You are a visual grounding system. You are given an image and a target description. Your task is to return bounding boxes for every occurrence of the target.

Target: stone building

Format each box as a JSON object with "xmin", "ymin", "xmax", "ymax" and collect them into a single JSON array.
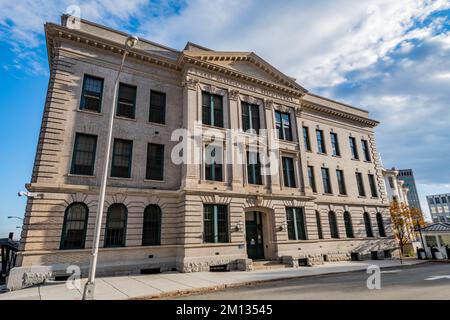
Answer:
[{"xmin": 14, "ymin": 16, "xmax": 397, "ymax": 282}]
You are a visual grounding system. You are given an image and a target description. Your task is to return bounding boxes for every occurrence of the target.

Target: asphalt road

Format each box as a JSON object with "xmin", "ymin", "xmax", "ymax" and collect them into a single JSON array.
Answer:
[{"xmin": 175, "ymin": 262, "xmax": 450, "ymax": 300}]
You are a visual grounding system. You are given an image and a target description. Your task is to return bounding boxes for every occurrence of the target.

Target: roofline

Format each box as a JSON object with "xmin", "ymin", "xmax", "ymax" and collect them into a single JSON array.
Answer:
[
  {"xmin": 306, "ymin": 92, "xmax": 369, "ymax": 114},
  {"xmin": 184, "ymin": 41, "xmax": 214, "ymax": 51},
  {"xmin": 60, "ymin": 14, "xmax": 181, "ymax": 54}
]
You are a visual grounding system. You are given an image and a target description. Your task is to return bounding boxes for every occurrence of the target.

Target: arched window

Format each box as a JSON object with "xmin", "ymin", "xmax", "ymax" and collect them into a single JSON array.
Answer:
[
  {"xmin": 343, "ymin": 211, "xmax": 354, "ymax": 238},
  {"xmin": 376, "ymin": 212, "xmax": 386, "ymax": 237},
  {"xmin": 316, "ymin": 210, "xmax": 323, "ymax": 239},
  {"xmin": 142, "ymin": 205, "xmax": 161, "ymax": 246},
  {"xmin": 60, "ymin": 203, "xmax": 88, "ymax": 250},
  {"xmin": 364, "ymin": 212, "xmax": 374, "ymax": 237},
  {"xmin": 105, "ymin": 204, "xmax": 127, "ymax": 247},
  {"xmin": 328, "ymin": 211, "xmax": 339, "ymax": 239}
]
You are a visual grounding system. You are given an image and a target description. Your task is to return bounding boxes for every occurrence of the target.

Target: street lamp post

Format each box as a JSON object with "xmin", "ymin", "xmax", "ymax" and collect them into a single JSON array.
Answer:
[{"xmin": 82, "ymin": 35, "xmax": 138, "ymax": 300}]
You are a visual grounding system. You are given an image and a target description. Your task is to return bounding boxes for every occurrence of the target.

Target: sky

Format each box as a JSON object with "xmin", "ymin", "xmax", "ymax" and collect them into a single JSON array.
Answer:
[{"xmin": 0, "ymin": 0, "xmax": 449, "ymax": 238}]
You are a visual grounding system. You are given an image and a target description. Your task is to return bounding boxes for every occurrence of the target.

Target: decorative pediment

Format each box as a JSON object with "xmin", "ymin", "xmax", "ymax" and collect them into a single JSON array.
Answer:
[{"xmin": 182, "ymin": 51, "xmax": 307, "ymax": 94}]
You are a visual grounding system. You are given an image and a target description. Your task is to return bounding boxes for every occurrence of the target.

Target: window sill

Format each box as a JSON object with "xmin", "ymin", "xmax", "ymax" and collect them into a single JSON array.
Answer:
[
  {"xmin": 144, "ymin": 179, "xmax": 165, "ymax": 183},
  {"xmin": 115, "ymin": 115, "xmax": 137, "ymax": 122},
  {"xmin": 67, "ymin": 174, "xmax": 96, "ymax": 178},
  {"xmin": 338, "ymin": 194, "xmax": 348, "ymax": 197},
  {"xmin": 364, "ymin": 160, "xmax": 372, "ymax": 163},
  {"xmin": 351, "ymin": 158, "xmax": 360, "ymax": 161},
  {"xmin": 322, "ymin": 193, "xmax": 334, "ymax": 196},
  {"xmin": 317, "ymin": 152, "xmax": 328, "ymax": 156},
  {"xmin": 76, "ymin": 109, "xmax": 103, "ymax": 116},
  {"xmin": 332, "ymin": 155, "xmax": 342, "ymax": 158},
  {"xmin": 371, "ymin": 196, "xmax": 379, "ymax": 199},
  {"xmin": 358, "ymin": 196, "xmax": 367, "ymax": 199},
  {"xmin": 147, "ymin": 121, "xmax": 167, "ymax": 127},
  {"xmin": 202, "ymin": 124, "xmax": 227, "ymax": 131},
  {"xmin": 109, "ymin": 176, "xmax": 133, "ymax": 181}
]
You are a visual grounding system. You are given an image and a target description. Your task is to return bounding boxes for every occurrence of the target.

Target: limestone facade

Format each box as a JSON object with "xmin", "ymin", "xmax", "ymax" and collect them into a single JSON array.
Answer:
[{"xmin": 16, "ymin": 16, "xmax": 397, "ymax": 278}]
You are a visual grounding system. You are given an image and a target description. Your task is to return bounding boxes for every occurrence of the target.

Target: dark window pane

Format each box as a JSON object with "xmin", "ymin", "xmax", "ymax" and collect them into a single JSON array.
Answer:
[
  {"xmin": 105, "ymin": 204, "xmax": 127, "ymax": 247},
  {"xmin": 247, "ymin": 152, "xmax": 263, "ymax": 185},
  {"xmin": 111, "ymin": 139, "xmax": 133, "ymax": 178},
  {"xmin": 349, "ymin": 137, "xmax": 359, "ymax": 160},
  {"xmin": 71, "ymin": 133, "xmax": 97, "ymax": 175},
  {"xmin": 149, "ymin": 91, "xmax": 166, "ymax": 124},
  {"xmin": 344, "ymin": 212, "xmax": 354, "ymax": 238},
  {"xmin": 203, "ymin": 205, "xmax": 228, "ymax": 243},
  {"xmin": 364, "ymin": 212, "xmax": 374, "ymax": 237},
  {"xmin": 316, "ymin": 130, "xmax": 326, "ymax": 153},
  {"xmin": 117, "ymin": 83, "xmax": 136, "ymax": 119},
  {"xmin": 303, "ymin": 127, "xmax": 311, "ymax": 151},
  {"xmin": 330, "ymin": 133, "xmax": 340, "ymax": 156},
  {"xmin": 316, "ymin": 211, "xmax": 323, "ymax": 239},
  {"xmin": 146, "ymin": 143, "xmax": 164, "ymax": 180},
  {"xmin": 80, "ymin": 75, "xmax": 103, "ymax": 112},
  {"xmin": 328, "ymin": 211, "xmax": 339, "ymax": 239},
  {"xmin": 321, "ymin": 168, "xmax": 332, "ymax": 194},
  {"xmin": 286, "ymin": 207, "xmax": 306, "ymax": 241},
  {"xmin": 336, "ymin": 169, "xmax": 347, "ymax": 195},
  {"xmin": 202, "ymin": 92, "xmax": 223, "ymax": 127},
  {"xmin": 368, "ymin": 174, "xmax": 378, "ymax": 197},
  {"xmin": 356, "ymin": 172, "xmax": 366, "ymax": 197},
  {"xmin": 275, "ymin": 111, "xmax": 292, "ymax": 141},
  {"xmin": 205, "ymin": 146, "xmax": 223, "ymax": 181},
  {"xmin": 60, "ymin": 203, "xmax": 88, "ymax": 249},
  {"xmin": 282, "ymin": 157, "xmax": 296, "ymax": 188},
  {"xmin": 142, "ymin": 205, "xmax": 161, "ymax": 246},
  {"xmin": 362, "ymin": 139, "xmax": 371, "ymax": 162},
  {"xmin": 308, "ymin": 166, "xmax": 317, "ymax": 193},
  {"xmin": 376, "ymin": 212, "xmax": 386, "ymax": 237}
]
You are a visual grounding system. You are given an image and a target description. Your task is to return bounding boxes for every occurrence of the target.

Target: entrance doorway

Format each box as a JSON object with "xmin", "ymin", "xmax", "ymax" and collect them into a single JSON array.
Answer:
[{"xmin": 245, "ymin": 211, "xmax": 265, "ymax": 260}]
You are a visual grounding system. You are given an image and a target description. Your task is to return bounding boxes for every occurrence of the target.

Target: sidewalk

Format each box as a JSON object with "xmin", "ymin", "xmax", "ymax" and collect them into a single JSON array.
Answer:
[{"xmin": 0, "ymin": 259, "xmax": 425, "ymax": 300}]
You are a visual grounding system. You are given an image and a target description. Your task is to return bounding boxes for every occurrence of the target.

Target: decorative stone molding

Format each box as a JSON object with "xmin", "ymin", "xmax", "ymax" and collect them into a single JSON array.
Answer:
[
  {"xmin": 264, "ymin": 99, "xmax": 274, "ymax": 110},
  {"xmin": 229, "ymin": 89, "xmax": 240, "ymax": 101},
  {"xmin": 183, "ymin": 78, "xmax": 199, "ymax": 90}
]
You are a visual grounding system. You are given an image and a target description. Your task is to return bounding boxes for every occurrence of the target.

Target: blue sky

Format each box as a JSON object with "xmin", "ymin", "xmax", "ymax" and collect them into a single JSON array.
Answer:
[{"xmin": 1, "ymin": 0, "xmax": 450, "ymax": 238}]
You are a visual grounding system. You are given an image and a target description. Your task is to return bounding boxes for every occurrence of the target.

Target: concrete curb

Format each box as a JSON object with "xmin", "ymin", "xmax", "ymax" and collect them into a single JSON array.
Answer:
[{"xmin": 133, "ymin": 260, "xmax": 430, "ymax": 300}]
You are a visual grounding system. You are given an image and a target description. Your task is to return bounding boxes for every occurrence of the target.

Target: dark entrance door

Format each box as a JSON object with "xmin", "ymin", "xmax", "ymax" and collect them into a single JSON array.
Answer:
[{"xmin": 245, "ymin": 211, "xmax": 264, "ymax": 260}]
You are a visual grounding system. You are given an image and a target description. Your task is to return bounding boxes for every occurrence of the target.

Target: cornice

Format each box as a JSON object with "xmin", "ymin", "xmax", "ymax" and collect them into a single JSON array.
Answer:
[
  {"xmin": 45, "ymin": 23, "xmax": 182, "ymax": 73},
  {"xmin": 300, "ymin": 101, "xmax": 380, "ymax": 127}
]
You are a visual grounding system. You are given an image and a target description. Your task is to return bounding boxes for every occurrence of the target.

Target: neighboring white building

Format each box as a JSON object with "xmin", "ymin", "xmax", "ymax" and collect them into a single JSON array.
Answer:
[
  {"xmin": 427, "ymin": 193, "xmax": 450, "ymax": 223},
  {"xmin": 420, "ymin": 223, "xmax": 450, "ymax": 259},
  {"xmin": 382, "ymin": 168, "xmax": 409, "ymax": 205}
]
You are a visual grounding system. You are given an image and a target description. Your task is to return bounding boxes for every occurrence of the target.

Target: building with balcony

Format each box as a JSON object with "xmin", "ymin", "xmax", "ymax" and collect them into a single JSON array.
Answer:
[{"xmin": 13, "ymin": 16, "xmax": 397, "ymax": 284}]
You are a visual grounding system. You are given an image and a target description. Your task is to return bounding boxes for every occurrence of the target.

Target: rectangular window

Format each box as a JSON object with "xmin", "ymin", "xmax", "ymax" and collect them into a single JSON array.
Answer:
[
  {"xmin": 303, "ymin": 127, "xmax": 311, "ymax": 151},
  {"xmin": 242, "ymin": 102, "xmax": 260, "ymax": 134},
  {"xmin": 205, "ymin": 145, "xmax": 223, "ymax": 181},
  {"xmin": 356, "ymin": 172, "xmax": 366, "ymax": 197},
  {"xmin": 321, "ymin": 168, "xmax": 332, "ymax": 194},
  {"xmin": 149, "ymin": 91, "xmax": 166, "ymax": 124},
  {"xmin": 307, "ymin": 166, "xmax": 317, "ymax": 193},
  {"xmin": 202, "ymin": 92, "xmax": 223, "ymax": 127},
  {"xmin": 247, "ymin": 151, "xmax": 263, "ymax": 185},
  {"xmin": 275, "ymin": 110, "xmax": 292, "ymax": 141},
  {"xmin": 442, "ymin": 197, "xmax": 447, "ymax": 204},
  {"xmin": 117, "ymin": 83, "xmax": 137, "ymax": 119},
  {"xmin": 330, "ymin": 132, "xmax": 340, "ymax": 156},
  {"xmin": 111, "ymin": 139, "xmax": 133, "ymax": 178},
  {"xmin": 146, "ymin": 143, "xmax": 164, "ymax": 181},
  {"xmin": 203, "ymin": 204, "xmax": 229, "ymax": 243},
  {"xmin": 282, "ymin": 157, "xmax": 296, "ymax": 188},
  {"xmin": 388, "ymin": 176, "xmax": 395, "ymax": 189},
  {"xmin": 428, "ymin": 198, "xmax": 434, "ymax": 205},
  {"xmin": 316, "ymin": 129, "xmax": 326, "ymax": 154},
  {"xmin": 362, "ymin": 139, "xmax": 371, "ymax": 162},
  {"xmin": 368, "ymin": 174, "xmax": 378, "ymax": 197},
  {"xmin": 336, "ymin": 169, "xmax": 347, "ymax": 195},
  {"xmin": 349, "ymin": 137, "xmax": 359, "ymax": 160},
  {"xmin": 70, "ymin": 133, "xmax": 97, "ymax": 175},
  {"xmin": 286, "ymin": 207, "xmax": 307, "ymax": 240},
  {"xmin": 435, "ymin": 198, "xmax": 441, "ymax": 204},
  {"xmin": 80, "ymin": 75, "xmax": 103, "ymax": 112}
]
